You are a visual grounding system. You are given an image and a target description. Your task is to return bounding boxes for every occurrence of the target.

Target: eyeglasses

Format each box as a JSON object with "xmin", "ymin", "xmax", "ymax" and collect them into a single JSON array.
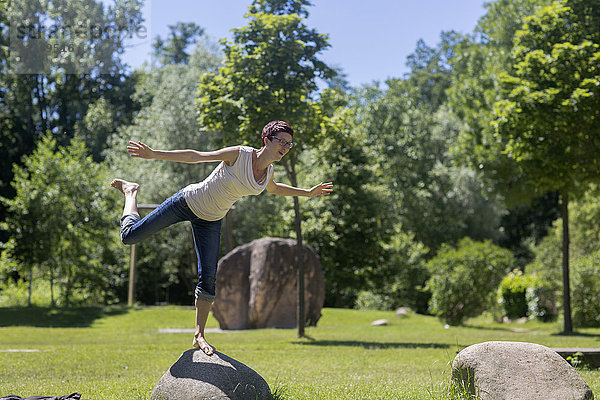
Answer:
[{"xmin": 270, "ymin": 136, "xmax": 295, "ymax": 149}]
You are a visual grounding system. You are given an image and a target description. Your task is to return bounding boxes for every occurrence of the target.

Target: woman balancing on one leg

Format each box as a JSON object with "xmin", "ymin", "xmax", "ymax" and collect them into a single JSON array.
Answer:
[{"xmin": 110, "ymin": 121, "xmax": 333, "ymax": 356}]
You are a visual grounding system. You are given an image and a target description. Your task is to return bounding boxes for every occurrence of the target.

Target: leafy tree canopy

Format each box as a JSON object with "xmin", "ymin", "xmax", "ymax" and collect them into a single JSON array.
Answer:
[
  {"xmin": 197, "ymin": 0, "xmax": 336, "ymax": 149},
  {"xmin": 152, "ymin": 22, "xmax": 206, "ymax": 66},
  {"xmin": 493, "ymin": 0, "xmax": 600, "ymax": 195}
]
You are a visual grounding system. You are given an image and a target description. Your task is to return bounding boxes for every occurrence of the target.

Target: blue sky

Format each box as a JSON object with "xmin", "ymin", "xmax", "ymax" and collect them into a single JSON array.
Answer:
[{"xmin": 122, "ymin": 0, "xmax": 488, "ymax": 87}]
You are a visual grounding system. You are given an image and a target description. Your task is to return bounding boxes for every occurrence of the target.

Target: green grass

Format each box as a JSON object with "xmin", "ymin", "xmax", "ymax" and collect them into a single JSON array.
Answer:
[{"xmin": 0, "ymin": 307, "xmax": 598, "ymax": 399}]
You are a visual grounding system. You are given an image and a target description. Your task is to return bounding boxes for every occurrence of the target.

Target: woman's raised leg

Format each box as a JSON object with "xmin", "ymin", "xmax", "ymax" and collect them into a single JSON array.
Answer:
[{"xmin": 111, "ymin": 180, "xmax": 190, "ymax": 245}]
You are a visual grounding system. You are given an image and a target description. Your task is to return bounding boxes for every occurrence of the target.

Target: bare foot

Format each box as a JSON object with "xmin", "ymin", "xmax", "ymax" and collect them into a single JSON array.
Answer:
[
  {"xmin": 193, "ymin": 332, "xmax": 215, "ymax": 356},
  {"xmin": 110, "ymin": 179, "xmax": 139, "ymax": 195}
]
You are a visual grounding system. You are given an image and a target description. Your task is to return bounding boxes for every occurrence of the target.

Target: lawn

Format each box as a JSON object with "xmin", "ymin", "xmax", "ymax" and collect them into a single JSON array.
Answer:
[{"xmin": 0, "ymin": 306, "xmax": 598, "ymax": 399}]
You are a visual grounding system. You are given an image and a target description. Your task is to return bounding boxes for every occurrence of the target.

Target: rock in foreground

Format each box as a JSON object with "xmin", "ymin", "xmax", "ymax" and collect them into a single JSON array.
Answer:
[
  {"xmin": 452, "ymin": 341, "xmax": 593, "ymax": 400},
  {"xmin": 150, "ymin": 349, "xmax": 271, "ymax": 400}
]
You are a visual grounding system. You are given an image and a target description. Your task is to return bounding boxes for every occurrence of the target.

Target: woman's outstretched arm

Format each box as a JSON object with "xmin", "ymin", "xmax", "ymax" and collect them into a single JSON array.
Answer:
[
  {"xmin": 266, "ymin": 179, "xmax": 333, "ymax": 197},
  {"xmin": 126, "ymin": 141, "xmax": 239, "ymax": 165}
]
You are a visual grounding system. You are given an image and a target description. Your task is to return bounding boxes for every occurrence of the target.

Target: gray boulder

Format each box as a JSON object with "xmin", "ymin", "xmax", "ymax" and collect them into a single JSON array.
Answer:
[
  {"xmin": 150, "ymin": 349, "xmax": 271, "ymax": 400},
  {"xmin": 395, "ymin": 307, "xmax": 410, "ymax": 318},
  {"xmin": 371, "ymin": 319, "xmax": 388, "ymax": 326},
  {"xmin": 452, "ymin": 341, "xmax": 594, "ymax": 400},
  {"xmin": 212, "ymin": 237, "xmax": 325, "ymax": 330}
]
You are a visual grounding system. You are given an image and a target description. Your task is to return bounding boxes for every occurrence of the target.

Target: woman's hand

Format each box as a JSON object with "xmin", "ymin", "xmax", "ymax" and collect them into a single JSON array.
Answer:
[
  {"xmin": 127, "ymin": 141, "xmax": 155, "ymax": 159},
  {"xmin": 308, "ymin": 182, "xmax": 334, "ymax": 197}
]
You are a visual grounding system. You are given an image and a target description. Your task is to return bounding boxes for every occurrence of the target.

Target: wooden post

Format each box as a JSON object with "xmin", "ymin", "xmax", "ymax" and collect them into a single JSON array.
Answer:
[
  {"xmin": 128, "ymin": 244, "xmax": 136, "ymax": 306},
  {"xmin": 294, "ymin": 196, "xmax": 305, "ymax": 338},
  {"xmin": 286, "ymin": 160, "xmax": 305, "ymax": 338},
  {"xmin": 127, "ymin": 204, "xmax": 159, "ymax": 307}
]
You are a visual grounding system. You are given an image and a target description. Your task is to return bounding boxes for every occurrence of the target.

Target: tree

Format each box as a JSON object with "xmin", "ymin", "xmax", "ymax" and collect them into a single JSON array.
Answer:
[
  {"xmin": 492, "ymin": 0, "xmax": 600, "ymax": 332},
  {"xmin": 152, "ymin": 22, "xmax": 205, "ymax": 66},
  {"xmin": 497, "ymin": 192, "xmax": 561, "ymax": 266},
  {"xmin": 570, "ymin": 251, "xmax": 600, "ymax": 328},
  {"xmin": 566, "ymin": 184, "xmax": 600, "ymax": 256},
  {"xmin": 354, "ymin": 228, "xmax": 429, "ymax": 313},
  {"xmin": 196, "ymin": 0, "xmax": 335, "ymax": 336},
  {"xmin": 525, "ymin": 183, "xmax": 600, "ymax": 322},
  {"xmin": 5, "ymin": 0, "xmax": 143, "ymax": 142},
  {"xmin": 359, "ymin": 79, "xmax": 504, "ymax": 252},
  {"xmin": 301, "ymin": 96, "xmax": 396, "ymax": 307},
  {"xmin": 105, "ymin": 42, "xmax": 223, "ymax": 305},
  {"xmin": 448, "ymin": 0, "xmax": 560, "ymax": 258},
  {"xmin": 0, "ymin": 0, "xmax": 143, "ymax": 241},
  {"xmin": 1, "ymin": 136, "xmax": 123, "ymax": 306},
  {"xmin": 403, "ymin": 31, "xmax": 461, "ymax": 111}
]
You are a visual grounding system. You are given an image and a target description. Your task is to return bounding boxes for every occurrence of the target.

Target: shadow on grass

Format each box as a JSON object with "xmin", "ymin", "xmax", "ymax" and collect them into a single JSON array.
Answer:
[
  {"xmin": 465, "ymin": 323, "xmax": 600, "ymax": 338},
  {"xmin": 293, "ymin": 339, "xmax": 450, "ymax": 350},
  {"xmin": 551, "ymin": 331, "xmax": 600, "ymax": 338},
  {"xmin": 461, "ymin": 323, "xmax": 537, "ymax": 333},
  {"xmin": 0, "ymin": 306, "xmax": 128, "ymax": 328},
  {"xmin": 462, "ymin": 324, "xmax": 518, "ymax": 332}
]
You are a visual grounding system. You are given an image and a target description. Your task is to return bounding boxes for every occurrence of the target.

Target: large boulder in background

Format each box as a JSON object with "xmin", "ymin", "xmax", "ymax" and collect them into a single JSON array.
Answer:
[
  {"xmin": 212, "ymin": 237, "xmax": 325, "ymax": 330},
  {"xmin": 452, "ymin": 341, "xmax": 594, "ymax": 400},
  {"xmin": 150, "ymin": 349, "xmax": 271, "ymax": 400}
]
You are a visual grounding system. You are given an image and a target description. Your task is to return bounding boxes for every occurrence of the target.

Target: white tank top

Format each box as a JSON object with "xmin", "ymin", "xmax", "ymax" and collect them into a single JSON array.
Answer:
[{"xmin": 182, "ymin": 146, "xmax": 274, "ymax": 221}]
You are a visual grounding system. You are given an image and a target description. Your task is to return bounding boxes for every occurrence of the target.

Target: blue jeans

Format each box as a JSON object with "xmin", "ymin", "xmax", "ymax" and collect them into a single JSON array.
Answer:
[{"xmin": 120, "ymin": 190, "xmax": 222, "ymax": 303}]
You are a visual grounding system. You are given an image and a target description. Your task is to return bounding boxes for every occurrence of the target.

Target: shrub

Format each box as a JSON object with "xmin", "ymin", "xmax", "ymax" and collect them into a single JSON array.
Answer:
[
  {"xmin": 355, "ymin": 229, "xmax": 429, "ymax": 312},
  {"xmin": 571, "ymin": 251, "xmax": 600, "ymax": 328},
  {"xmin": 425, "ymin": 238, "xmax": 514, "ymax": 325},
  {"xmin": 523, "ymin": 219, "xmax": 562, "ymax": 289},
  {"xmin": 498, "ymin": 269, "xmax": 534, "ymax": 319},
  {"xmin": 1, "ymin": 136, "xmax": 126, "ymax": 306},
  {"xmin": 0, "ymin": 279, "xmax": 31, "ymax": 307},
  {"xmin": 354, "ymin": 291, "xmax": 391, "ymax": 311},
  {"xmin": 526, "ymin": 279, "xmax": 558, "ymax": 322}
]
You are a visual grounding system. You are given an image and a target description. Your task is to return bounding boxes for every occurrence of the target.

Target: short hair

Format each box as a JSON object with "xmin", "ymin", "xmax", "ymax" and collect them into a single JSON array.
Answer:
[{"xmin": 261, "ymin": 121, "xmax": 294, "ymax": 144}]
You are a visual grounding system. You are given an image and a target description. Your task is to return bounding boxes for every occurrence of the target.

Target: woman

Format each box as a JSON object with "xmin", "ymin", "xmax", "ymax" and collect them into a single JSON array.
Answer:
[{"xmin": 110, "ymin": 120, "xmax": 333, "ymax": 355}]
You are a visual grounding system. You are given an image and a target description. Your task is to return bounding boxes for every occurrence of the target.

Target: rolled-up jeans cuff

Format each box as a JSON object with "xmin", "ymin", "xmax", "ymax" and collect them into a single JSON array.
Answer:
[
  {"xmin": 120, "ymin": 214, "xmax": 140, "ymax": 244},
  {"xmin": 121, "ymin": 213, "xmax": 140, "ymax": 225},
  {"xmin": 195, "ymin": 287, "xmax": 215, "ymax": 303}
]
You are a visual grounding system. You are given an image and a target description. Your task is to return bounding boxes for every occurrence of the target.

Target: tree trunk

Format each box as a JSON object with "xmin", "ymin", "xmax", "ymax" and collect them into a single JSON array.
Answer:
[
  {"xmin": 560, "ymin": 190, "xmax": 572, "ymax": 334},
  {"xmin": 37, "ymin": 74, "xmax": 47, "ymax": 134},
  {"xmin": 28, "ymin": 267, "xmax": 33, "ymax": 307},
  {"xmin": 26, "ymin": 76, "xmax": 36, "ymax": 149},
  {"xmin": 286, "ymin": 158, "xmax": 305, "ymax": 338},
  {"xmin": 50, "ymin": 264, "xmax": 55, "ymax": 307},
  {"xmin": 65, "ymin": 261, "xmax": 72, "ymax": 307}
]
